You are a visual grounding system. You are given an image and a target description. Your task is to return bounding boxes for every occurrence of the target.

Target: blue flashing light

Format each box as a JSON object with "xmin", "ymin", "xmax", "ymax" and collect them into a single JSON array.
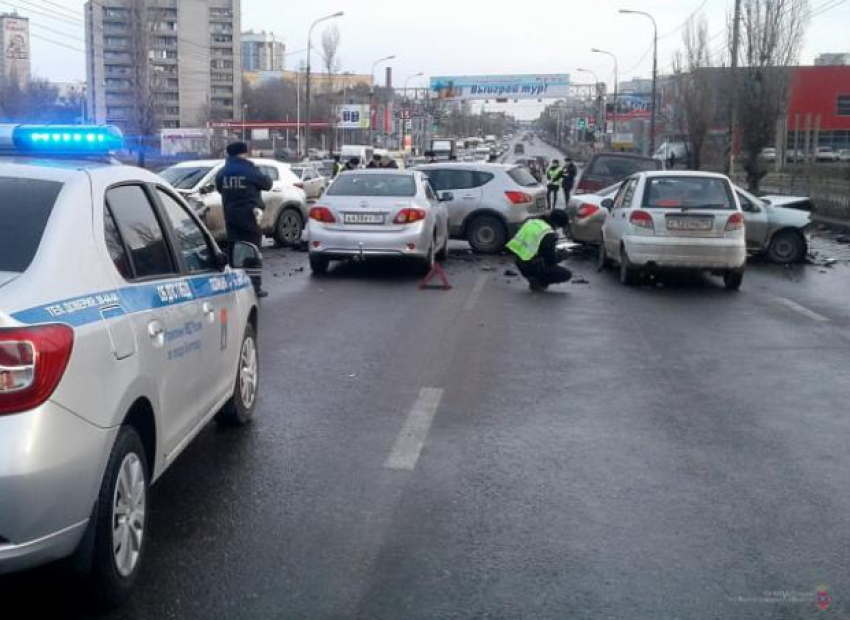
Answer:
[{"xmin": 10, "ymin": 124, "xmax": 124, "ymax": 154}]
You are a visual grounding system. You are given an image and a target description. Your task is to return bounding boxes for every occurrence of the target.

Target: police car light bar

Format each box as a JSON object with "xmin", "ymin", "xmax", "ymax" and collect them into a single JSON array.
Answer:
[{"xmin": 0, "ymin": 124, "xmax": 124, "ymax": 155}]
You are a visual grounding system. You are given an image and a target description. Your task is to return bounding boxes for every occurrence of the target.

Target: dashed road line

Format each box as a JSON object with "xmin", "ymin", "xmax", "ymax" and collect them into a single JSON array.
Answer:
[
  {"xmin": 771, "ymin": 297, "xmax": 831, "ymax": 323},
  {"xmin": 384, "ymin": 388, "xmax": 444, "ymax": 471},
  {"xmin": 463, "ymin": 274, "xmax": 489, "ymax": 312}
]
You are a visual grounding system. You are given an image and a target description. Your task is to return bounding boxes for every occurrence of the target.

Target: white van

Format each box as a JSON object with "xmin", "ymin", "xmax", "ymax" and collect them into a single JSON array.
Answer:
[{"xmin": 340, "ymin": 145, "xmax": 373, "ymax": 166}]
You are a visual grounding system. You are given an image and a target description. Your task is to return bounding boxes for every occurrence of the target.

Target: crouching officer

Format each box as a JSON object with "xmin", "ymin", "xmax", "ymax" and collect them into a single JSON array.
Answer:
[
  {"xmin": 215, "ymin": 141, "xmax": 273, "ymax": 298},
  {"xmin": 506, "ymin": 210, "xmax": 573, "ymax": 292}
]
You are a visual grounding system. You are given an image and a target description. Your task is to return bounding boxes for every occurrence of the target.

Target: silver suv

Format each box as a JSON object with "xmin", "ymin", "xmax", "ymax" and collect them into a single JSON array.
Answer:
[{"xmin": 414, "ymin": 163, "xmax": 548, "ymax": 253}]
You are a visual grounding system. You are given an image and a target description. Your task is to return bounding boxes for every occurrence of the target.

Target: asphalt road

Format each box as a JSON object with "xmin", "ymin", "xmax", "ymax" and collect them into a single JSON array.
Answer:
[{"xmin": 4, "ymin": 167, "xmax": 850, "ymax": 619}]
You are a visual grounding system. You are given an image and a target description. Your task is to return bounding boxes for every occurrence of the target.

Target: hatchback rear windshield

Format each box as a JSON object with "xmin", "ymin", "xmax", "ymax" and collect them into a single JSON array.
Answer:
[
  {"xmin": 160, "ymin": 166, "xmax": 214, "ymax": 190},
  {"xmin": 327, "ymin": 174, "xmax": 416, "ymax": 197},
  {"xmin": 0, "ymin": 177, "xmax": 64, "ymax": 273},
  {"xmin": 508, "ymin": 167, "xmax": 539, "ymax": 187},
  {"xmin": 588, "ymin": 155, "xmax": 660, "ymax": 178},
  {"xmin": 642, "ymin": 177, "xmax": 735, "ymax": 210}
]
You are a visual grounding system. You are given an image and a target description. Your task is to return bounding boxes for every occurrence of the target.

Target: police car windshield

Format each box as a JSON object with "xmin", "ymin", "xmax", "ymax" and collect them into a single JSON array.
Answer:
[
  {"xmin": 160, "ymin": 166, "xmax": 214, "ymax": 190},
  {"xmin": 327, "ymin": 174, "xmax": 416, "ymax": 197},
  {"xmin": 0, "ymin": 177, "xmax": 64, "ymax": 273}
]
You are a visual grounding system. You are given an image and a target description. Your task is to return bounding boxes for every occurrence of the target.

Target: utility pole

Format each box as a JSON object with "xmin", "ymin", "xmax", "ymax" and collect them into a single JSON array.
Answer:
[{"xmin": 727, "ymin": 0, "xmax": 742, "ymax": 174}]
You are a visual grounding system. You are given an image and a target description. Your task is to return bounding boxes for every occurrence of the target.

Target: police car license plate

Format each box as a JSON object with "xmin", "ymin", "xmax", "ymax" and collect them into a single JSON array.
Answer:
[
  {"xmin": 344, "ymin": 212, "xmax": 384, "ymax": 225},
  {"xmin": 666, "ymin": 215, "xmax": 713, "ymax": 231}
]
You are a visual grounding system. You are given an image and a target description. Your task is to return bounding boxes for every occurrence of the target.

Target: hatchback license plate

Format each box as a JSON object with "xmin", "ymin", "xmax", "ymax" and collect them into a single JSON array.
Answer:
[
  {"xmin": 344, "ymin": 213, "xmax": 384, "ymax": 225},
  {"xmin": 666, "ymin": 216, "xmax": 713, "ymax": 231}
]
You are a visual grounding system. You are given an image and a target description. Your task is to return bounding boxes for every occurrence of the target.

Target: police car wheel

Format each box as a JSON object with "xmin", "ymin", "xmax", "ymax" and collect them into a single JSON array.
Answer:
[
  {"xmin": 274, "ymin": 209, "xmax": 304, "ymax": 247},
  {"xmin": 216, "ymin": 323, "xmax": 259, "ymax": 426},
  {"xmin": 88, "ymin": 426, "xmax": 149, "ymax": 608}
]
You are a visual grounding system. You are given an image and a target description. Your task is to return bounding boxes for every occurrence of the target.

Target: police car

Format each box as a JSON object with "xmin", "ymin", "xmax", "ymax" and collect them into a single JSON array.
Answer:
[{"xmin": 0, "ymin": 125, "xmax": 261, "ymax": 605}]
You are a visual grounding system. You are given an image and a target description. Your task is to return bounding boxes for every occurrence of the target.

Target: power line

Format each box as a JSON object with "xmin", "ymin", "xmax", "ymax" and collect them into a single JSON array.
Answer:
[
  {"xmin": 659, "ymin": 0, "xmax": 711, "ymax": 39},
  {"xmin": 28, "ymin": 0, "xmax": 83, "ymax": 20}
]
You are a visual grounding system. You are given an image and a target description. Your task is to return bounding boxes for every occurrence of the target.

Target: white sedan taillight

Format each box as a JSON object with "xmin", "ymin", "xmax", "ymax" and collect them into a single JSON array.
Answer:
[
  {"xmin": 725, "ymin": 212, "xmax": 744, "ymax": 232},
  {"xmin": 0, "ymin": 325, "xmax": 74, "ymax": 415}
]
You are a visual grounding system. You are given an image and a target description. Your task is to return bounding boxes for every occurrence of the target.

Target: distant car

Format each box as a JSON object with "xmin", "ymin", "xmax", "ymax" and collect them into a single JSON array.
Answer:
[
  {"xmin": 414, "ymin": 162, "xmax": 548, "ymax": 253},
  {"xmin": 599, "ymin": 171, "xmax": 747, "ymax": 289},
  {"xmin": 569, "ymin": 181, "xmax": 810, "ymax": 264},
  {"xmin": 307, "ymin": 170, "xmax": 449, "ymax": 275},
  {"xmin": 760, "ymin": 147, "xmax": 777, "ymax": 163},
  {"xmin": 291, "ymin": 163, "xmax": 328, "ymax": 200},
  {"xmin": 815, "ymin": 147, "xmax": 838, "ymax": 162},
  {"xmin": 514, "ymin": 143, "xmax": 526, "ymax": 155},
  {"xmin": 786, "ymin": 149, "xmax": 803, "ymax": 163},
  {"xmin": 574, "ymin": 152, "xmax": 662, "ymax": 195},
  {"xmin": 838, "ymin": 149, "xmax": 850, "ymax": 162},
  {"xmin": 160, "ymin": 159, "xmax": 309, "ymax": 246}
]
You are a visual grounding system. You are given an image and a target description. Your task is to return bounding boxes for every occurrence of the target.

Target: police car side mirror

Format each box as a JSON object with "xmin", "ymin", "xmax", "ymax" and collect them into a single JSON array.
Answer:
[{"xmin": 601, "ymin": 198, "xmax": 614, "ymax": 211}]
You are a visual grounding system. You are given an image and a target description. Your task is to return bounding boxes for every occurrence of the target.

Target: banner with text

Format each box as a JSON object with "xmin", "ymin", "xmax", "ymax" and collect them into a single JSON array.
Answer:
[
  {"xmin": 429, "ymin": 74, "xmax": 570, "ymax": 101},
  {"xmin": 336, "ymin": 104, "xmax": 371, "ymax": 129}
]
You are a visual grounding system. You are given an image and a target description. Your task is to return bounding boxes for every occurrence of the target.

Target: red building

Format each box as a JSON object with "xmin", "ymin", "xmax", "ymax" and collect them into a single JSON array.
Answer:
[{"xmin": 787, "ymin": 66, "xmax": 850, "ymax": 149}]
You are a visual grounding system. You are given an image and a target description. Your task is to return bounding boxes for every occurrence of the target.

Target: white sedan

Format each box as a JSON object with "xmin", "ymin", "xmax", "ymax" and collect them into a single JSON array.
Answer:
[{"xmin": 599, "ymin": 171, "xmax": 747, "ymax": 289}]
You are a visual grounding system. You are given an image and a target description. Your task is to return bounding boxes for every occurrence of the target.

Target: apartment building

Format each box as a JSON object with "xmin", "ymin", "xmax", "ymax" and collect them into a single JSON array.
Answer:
[{"xmin": 85, "ymin": 0, "xmax": 241, "ymax": 132}]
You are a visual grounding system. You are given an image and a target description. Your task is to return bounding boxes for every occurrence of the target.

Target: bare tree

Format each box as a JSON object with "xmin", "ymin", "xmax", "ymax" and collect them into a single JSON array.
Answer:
[
  {"xmin": 673, "ymin": 15, "xmax": 717, "ymax": 170},
  {"xmin": 126, "ymin": 0, "xmax": 166, "ymax": 166},
  {"xmin": 734, "ymin": 0, "xmax": 808, "ymax": 190},
  {"xmin": 321, "ymin": 25, "xmax": 342, "ymax": 152}
]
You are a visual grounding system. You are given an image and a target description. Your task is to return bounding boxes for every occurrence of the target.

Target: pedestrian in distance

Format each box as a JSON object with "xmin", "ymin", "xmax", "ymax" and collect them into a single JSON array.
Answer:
[
  {"xmin": 332, "ymin": 154, "xmax": 344, "ymax": 178},
  {"xmin": 546, "ymin": 159, "xmax": 565, "ymax": 209},
  {"xmin": 426, "ymin": 150, "xmax": 438, "ymax": 164},
  {"xmin": 561, "ymin": 158, "xmax": 578, "ymax": 204},
  {"xmin": 215, "ymin": 141, "xmax": 273, "ymax": 298},
  {"xmin": 344, "ymin": 156, "xmax": 360, "ymax": 171},
  {"xmin": 506, "ymin": 210, "xmax": 573, "ymax": 292},
  {"xmin": 367, "ymin": 153, "xmax": 383, "ymax": 169}
]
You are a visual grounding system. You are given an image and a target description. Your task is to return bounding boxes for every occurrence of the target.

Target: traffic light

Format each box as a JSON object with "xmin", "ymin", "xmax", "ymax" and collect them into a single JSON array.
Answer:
[{"xmin": 577, "ymin": 118, "xmax": 587, "ymax": 131}]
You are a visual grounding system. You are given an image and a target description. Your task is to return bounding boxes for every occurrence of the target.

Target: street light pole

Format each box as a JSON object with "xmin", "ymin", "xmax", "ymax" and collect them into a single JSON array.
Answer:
[
  {"xmin": 577, "ymin": 68, "xmax": 602, "ymax": 139},
  {"xmin": 619, "ymin": 9, "xmax": 657, "ymax": 154},
  {"xmin": 305, "ymin": 11, "xmax": 344, "ymax": 159},
  {"xmin": 592, "ymin": 47, "xmax": 619, "ymax": 135},
  {"xmin": 369, "ymin": 55, "xmax": 396, "ymax": 147},
  {"xmin": 403, "ymin": 72, "xmax": 424, "ymax": 151}
]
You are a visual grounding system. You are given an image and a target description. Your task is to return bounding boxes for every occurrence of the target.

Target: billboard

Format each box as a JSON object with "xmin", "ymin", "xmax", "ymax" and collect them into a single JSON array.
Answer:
[
  {"xmin": 607, "ymin": 94, "xmax": 653, "ymax": 122},
  {"xmin": 336, "ymin": 104, "xmax": 370, "ymax": 129},
  {"xmin": 429, "ymin": 74, "xmax": 570, "ymax": 101}
]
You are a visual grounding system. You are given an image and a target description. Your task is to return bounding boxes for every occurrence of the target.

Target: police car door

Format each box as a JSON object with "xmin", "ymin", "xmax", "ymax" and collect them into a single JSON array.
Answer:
[
  {"xmin": 154, "ymin": 186, "xmax": 237, "ymax": 414},
  {"xmin": 104, "ymin": 184, "xmax": 206, "ymax": 457}
]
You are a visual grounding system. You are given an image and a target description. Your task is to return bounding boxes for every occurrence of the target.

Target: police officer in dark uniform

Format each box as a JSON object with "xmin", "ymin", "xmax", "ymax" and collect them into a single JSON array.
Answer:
[{"xmin": 215, "ymin": 141, "xmax": 273, "ymax": 297}]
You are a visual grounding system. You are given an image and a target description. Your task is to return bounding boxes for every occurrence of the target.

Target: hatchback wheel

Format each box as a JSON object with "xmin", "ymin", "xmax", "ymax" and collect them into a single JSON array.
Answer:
[
  {"xmin": 216, "ymin": 323, "xmax": 259, "ymax": 425},
  {"xmin": 467, "ymin": 215, "xmax": 507, "ymax": 254},
  {"xmin": 597, "ymin": 237, "xmax": 611, "ymax": 271},
  {"xmin": 767, "ymin": 230, "xmax": 806, "ymax": 264},
  {"xmin": 274, "ymin": 209, "xmax": 304, "ymax": 247},
  {"xmin": 87, "ymin": 426, "xmax": 148, "ymax": 608},
  {"xmin": 619, "ymin": 245, "xmax": 638, "ymax": 286}
]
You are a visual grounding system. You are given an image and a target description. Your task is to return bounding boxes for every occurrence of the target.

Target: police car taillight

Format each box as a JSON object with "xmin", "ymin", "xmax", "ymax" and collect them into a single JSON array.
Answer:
[
  {"xmin": 0, "ymin": 325, "xmax": 74, "ymax": 415},
  {"xmin": 0, "ymin": 124, "xmax": 123, "ymax": 155}
]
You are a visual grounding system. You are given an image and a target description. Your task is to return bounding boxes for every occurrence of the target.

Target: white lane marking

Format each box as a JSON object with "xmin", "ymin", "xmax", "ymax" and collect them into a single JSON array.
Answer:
[
  {"xmin": 384, "ymin": 388, "xmax": 444, "ymax": 471},
  {"xmin": 464, "ymin": 274, "xmax": 489, "ymax": 312},
  {"xmin": 772, "ymin": 297, "xmax": 830, "ymax": 323}
]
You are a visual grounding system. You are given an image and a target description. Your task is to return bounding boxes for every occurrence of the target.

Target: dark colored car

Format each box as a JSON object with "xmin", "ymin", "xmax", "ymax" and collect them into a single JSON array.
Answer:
[
  {"xmin": 514, "ymin": 143, "xmax": 526, "ymax": 155},
  {"xmin": 574, "ymin": 152, "xmax": 662, "ymax": 195}
]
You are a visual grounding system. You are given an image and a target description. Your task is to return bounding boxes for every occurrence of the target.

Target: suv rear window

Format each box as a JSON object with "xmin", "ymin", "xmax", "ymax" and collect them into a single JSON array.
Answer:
[
  {"xmin": 642, "ymin": 177, "xmax": 735, "ymax": 210},
  {"xmin": 588, "ymin": 155, "xmax": 660, "ymax": 179},
  {"xmin": 0, "ymin": 177, "xmax": 64, "ymax": 273},
  {"xmin": 508, "ymin": 167, "xmax": 538, "ymax": 187}
]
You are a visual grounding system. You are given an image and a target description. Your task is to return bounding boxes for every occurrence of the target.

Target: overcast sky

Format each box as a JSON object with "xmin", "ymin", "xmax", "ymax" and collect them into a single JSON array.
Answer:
[{"xmin": 21, "ymin": 0, "xmax": 850, "ymax": 118}]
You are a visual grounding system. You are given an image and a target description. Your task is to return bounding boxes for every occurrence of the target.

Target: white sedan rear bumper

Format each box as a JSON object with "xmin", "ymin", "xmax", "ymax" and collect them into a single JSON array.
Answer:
[
  {"xmin": 625, "ymin": 235, "xmax": 747, "ymax": 271},
  {"xmin": 308, "ymin": 221, "xmax": 433, "ymax": 261}
]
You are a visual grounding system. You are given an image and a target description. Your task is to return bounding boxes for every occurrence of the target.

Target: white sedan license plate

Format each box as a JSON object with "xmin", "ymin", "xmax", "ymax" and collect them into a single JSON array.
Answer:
[
  {"xmin": 344, "ymin": 212, "xmax": 384, "ymax": 225},
  {"xmin": 666, "ymin": 216, "xmax": 713, "ymax": 231}
]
